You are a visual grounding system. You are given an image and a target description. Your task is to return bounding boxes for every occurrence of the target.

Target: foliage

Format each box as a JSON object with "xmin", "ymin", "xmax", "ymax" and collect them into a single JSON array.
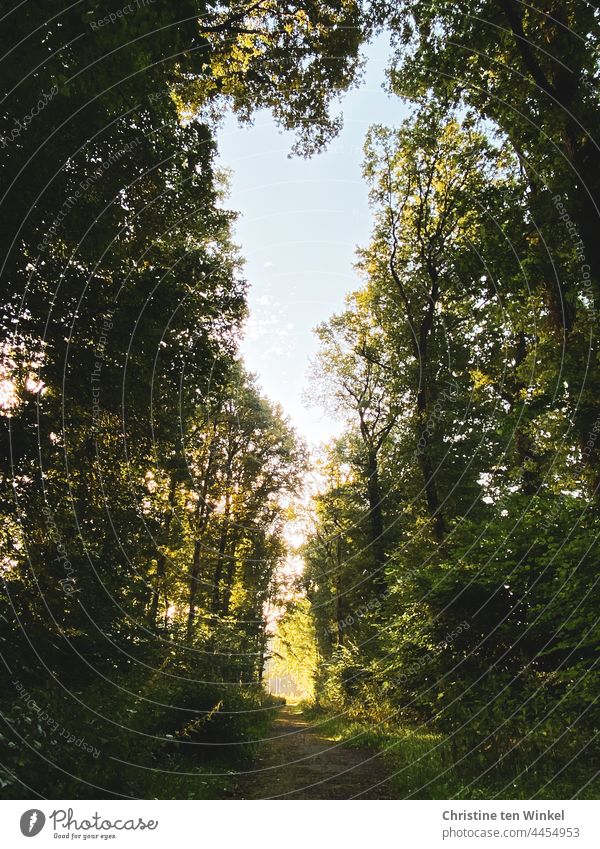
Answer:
[
  {"xmin": 2, "ymin": 0, "xmax": 599, "ymax": 800},
  {"xmin": 0, "ymin": 0, "xmax": 355, "ymax": 798},
  {"xmin": 305, "ymin": 99, "xmax": 600, "ymax": 797}
]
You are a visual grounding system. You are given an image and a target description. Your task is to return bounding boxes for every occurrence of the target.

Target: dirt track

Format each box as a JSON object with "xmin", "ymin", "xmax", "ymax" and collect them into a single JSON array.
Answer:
[{"xmin": 236, "ymin": 705, "xmax": 394, "ymax": 799}]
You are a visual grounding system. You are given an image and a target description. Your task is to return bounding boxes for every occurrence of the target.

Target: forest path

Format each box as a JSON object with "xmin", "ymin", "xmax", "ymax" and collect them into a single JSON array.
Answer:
[{"xmin": 236, "ymin": 704, "xmax": 394, "ymax": 799}]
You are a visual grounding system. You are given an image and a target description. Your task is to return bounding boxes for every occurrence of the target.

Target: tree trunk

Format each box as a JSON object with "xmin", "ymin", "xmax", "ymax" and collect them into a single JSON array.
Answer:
[
  {"xmin": 148, "ymin": 474, "xmax": 177, "ymax": 627},
  {"xmin": 186, "ymin": 433, "xmax": 218, "ymax": 642},
  {"xmin": 335, "ymin": 550, "xmax": 344, "ymax": 646},
  {"xmin": 211, "ymin": 491, "xmax": 232, "ymax": 612},
  {"xmin": 186, "ymin": 537, "xmax": 203, "ymax": 642},
  {"xmin": 220, "ymin": 532, "xmax": 239, "ymax": 615},
  {"xmin": 366, "ymin": 448, "xmax": 387, "ymax": 591},
  {"xmin": 415, "ymin": 384, "xmax": 445, "ymax": 541}
]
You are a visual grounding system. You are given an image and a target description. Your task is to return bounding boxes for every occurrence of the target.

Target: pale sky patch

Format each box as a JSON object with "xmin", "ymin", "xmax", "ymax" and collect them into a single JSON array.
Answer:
[{"xmin": 217, "ymin": 35, "xmax": 407, "ymax": 448}]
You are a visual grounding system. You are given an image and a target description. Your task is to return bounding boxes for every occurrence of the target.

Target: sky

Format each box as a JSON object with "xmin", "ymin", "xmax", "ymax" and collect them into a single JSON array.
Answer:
[{"xmin": 217, "ymin": 36, "xmax": 409, "ymax": 449}]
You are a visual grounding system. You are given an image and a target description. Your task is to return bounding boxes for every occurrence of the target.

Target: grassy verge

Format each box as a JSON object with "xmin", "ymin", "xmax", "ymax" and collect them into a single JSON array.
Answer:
[
  {"xmin": 300, "ymin": 703, "xmax": 600, "ymax": 800},
  {"xmin": 1, "ymin": 671, "xmax": 283, "ymax": 799}
]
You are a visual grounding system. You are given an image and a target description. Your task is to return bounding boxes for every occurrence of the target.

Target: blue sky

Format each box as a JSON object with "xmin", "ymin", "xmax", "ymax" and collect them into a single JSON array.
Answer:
[{"xmin": 217, "ymin": 37, "xmax": 409, "ymax": 447}]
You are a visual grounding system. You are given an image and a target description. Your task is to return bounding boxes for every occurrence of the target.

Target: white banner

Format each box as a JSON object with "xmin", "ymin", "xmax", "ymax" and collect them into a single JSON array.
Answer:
[{"xmin": 0, "ymin": 800, "xmax": 598, "ymax": 849}]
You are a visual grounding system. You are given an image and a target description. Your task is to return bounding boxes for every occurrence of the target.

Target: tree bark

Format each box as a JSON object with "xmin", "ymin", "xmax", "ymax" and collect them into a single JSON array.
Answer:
[
  {"xmin": 221, "ymin": 532, "xmax": 240, "ymax": 615},
  {"xmin": 148, "ymin": 474, "xmax": 177, "ymax": 627},
  {"xmin": 186, "ymin": 537, "xmax": 203, "ymax": 642},
  {"xmin": 366, "ymin": 448, "xmax": 387, "ymax": 592},
  {"xmin": 335, "ymin": 536, "xmax": 344, "ymax": 645},
  {"xmin": 211, "ymin": 490, "xmax": 232, "ymax": 612},
  {"xmin": 186, "ymin": 431, "xmax": 218, "ymax": 642}
]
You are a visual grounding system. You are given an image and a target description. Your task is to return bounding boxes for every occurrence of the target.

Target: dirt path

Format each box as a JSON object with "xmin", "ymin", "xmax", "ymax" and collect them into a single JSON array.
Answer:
[{"xmin": 236, "ymin": 705, "xmax": 394, "ymax": 799}]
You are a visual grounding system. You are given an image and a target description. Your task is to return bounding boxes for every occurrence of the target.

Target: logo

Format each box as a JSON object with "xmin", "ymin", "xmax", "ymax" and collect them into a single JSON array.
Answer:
[{"xmin": 20, "ymin": 809, "xmax": 46, "ymax": 837}]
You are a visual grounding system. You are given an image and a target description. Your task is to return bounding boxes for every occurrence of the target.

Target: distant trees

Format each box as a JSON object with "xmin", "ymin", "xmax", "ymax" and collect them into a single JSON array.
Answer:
[{"xmin": 268, "ymin": 598, "xmax": 318, "ymax": 700}]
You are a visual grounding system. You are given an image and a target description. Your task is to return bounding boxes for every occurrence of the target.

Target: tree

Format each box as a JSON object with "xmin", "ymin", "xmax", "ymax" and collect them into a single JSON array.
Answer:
[
  {"xmin": 0, "ymin": 1, "xmax": 354, "ymax": 797},
  {"xmin": 312, "ymin": 296, "xmax": 397, "ymax": 588},
  {"xmin": 304, "ymin": 102, "xmax": 600, "ymax": 796},
  {"xmin": 373, "ymin": 0, "xmax": 600, "ymax": 489}
]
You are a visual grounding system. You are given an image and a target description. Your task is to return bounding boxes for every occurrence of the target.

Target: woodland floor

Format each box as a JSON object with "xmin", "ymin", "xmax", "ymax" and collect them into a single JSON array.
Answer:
[{"xmin": 235, "ymin": 704, "xmax": 394, "ymax": 800}]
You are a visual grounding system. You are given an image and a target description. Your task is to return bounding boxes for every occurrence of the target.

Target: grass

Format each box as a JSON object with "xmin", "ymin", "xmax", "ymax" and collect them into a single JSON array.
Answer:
[{"xmin": 299, "ymin": 704, "xmax": 600, "ymax": 800}]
